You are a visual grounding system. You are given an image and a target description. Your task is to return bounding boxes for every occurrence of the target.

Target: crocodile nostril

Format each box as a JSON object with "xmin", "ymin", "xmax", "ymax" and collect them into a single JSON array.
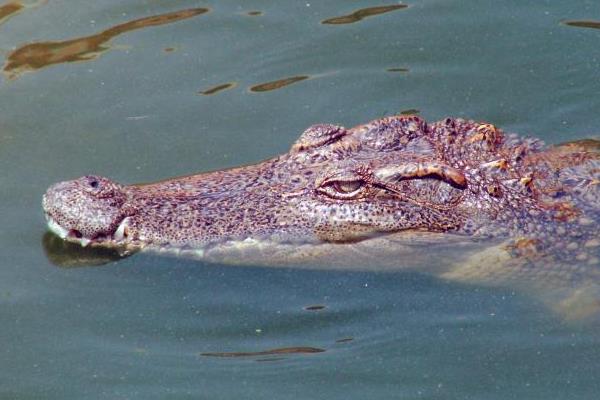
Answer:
[{"xmin": 69, "ymin": 229, "xmax": 83, "ymax": 239}]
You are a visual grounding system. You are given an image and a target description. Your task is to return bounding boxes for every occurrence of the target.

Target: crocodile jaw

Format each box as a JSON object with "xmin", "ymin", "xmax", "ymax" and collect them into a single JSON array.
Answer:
[{"xmin": 44, "ymin": 213, "xmax": 131, "ymax": 248}]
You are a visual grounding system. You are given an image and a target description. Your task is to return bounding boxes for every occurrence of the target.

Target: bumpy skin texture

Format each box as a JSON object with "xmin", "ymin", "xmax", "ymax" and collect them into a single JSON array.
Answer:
[{"xmin": 43, "ymin": 116, "xmax": 599, "ymax": 267}]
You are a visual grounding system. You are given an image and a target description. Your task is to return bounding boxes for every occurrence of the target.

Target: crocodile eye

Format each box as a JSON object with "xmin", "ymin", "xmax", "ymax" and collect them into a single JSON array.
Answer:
[
  {"xmin": 317, "ymin": 179, "xmax": 365, "ymax": 200},
  {"xmin": 334, "ymin": 181, "xmax": 362, "ymax": 193}
]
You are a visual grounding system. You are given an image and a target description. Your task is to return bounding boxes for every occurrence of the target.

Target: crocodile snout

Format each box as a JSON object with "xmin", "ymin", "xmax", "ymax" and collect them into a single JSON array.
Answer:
[{"xmin": 42, "ymin": 176, "xmax": 129, "ymax": 246}]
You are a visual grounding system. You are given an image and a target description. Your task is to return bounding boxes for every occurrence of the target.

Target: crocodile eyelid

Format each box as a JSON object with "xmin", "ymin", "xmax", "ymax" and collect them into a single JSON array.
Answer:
[
  {"xmin": 374, "ymin": 162, "xmax": 467, "ymax": 188},
  {"xmin": 291, "ymin": 124, "xmax": 348, "ymax": 153}
]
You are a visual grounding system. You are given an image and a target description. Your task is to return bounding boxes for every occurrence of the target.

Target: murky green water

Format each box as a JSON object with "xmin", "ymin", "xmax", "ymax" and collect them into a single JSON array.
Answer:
[{"xmin": 1, "ymin": 1, "xmax": 600, "ymax": 399}]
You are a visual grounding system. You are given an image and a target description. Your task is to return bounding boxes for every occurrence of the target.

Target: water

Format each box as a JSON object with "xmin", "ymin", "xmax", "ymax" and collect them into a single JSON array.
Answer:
[{"xmin": 1, "ymin": 0, "xmax": 600, "ymax": 398}]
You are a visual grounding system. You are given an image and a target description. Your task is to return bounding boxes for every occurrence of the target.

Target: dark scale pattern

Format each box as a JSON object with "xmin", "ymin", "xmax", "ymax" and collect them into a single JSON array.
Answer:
[{"xmin": 43, "ymin": 115, "xmax": 599, "ymax": 271}]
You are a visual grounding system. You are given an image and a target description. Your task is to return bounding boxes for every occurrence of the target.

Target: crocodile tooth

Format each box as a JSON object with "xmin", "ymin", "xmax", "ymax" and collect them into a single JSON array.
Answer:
[
  {"xmin": 114, "ymin": 217, "xmax": 131, "ymax": 242},
  {"xmin": 46, "ymin": 216, "xmax": 69, "ymax": 239}
]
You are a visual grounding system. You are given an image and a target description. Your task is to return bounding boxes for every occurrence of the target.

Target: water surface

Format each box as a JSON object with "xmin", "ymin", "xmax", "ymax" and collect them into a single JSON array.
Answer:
[{"xmin": 1, "ymin": 1, "xmax": 600, "ymax": 399}]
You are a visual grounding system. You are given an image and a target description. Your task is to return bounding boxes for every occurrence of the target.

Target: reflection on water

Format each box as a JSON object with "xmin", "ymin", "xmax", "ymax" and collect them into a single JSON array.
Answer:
[
  {"xmin": 387, "ymin": 67, "xmax": 409, "ymax": 72},
  {"xmin": 322, "ymin": 4, "xmax": 408, "ymax": 25},
  {"xmin": 0, "ymin": 1, "xmax": 23, "ymax": 24},
  {"xmin": 0, "ymin": 0, "xmax": 45, "ymax": 26},
  {"xmin": 202, "ymin": 76, "xmax": 315, "ymax": 94},
  {"xmin": 250, "ymin": 75, "xmax": 309, "ymax": 92},
  {"xmin": 42, "ymin": 231, "xmax": 130, "ymax": 268},
  {"xmin": 246, "ymin": 11, "xmax": 263, "ymax": 17},
  {"xmin": 3, "ymin": 7, "xmax": 209, "ymax": 79},
  {"xmin": 200, "ymin": 82, "xmax": 237, "ymax": 95},
  {"xmin": 560, "ymin": 139, "xmax": 600, "ymax": 151},
  {"xmin": 400, "ymin": 108, "xmax": 420, "ymax": 115},
  {"xmin": 304, "ymin": 304, "xmax": 327, "ymax": 311},
  {"xmin": 200, "ymin": 346, "xmax": 325, "ymax": 358},
  {"xmin": 563, "ymin": 20, "xmax": 600, "ymax": 30}
]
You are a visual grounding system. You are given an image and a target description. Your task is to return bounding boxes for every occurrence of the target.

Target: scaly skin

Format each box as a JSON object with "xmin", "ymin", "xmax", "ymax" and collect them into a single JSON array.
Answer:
[{"xmin": 43, "ymin": 115, "xmax": 600, "ymax": 315}]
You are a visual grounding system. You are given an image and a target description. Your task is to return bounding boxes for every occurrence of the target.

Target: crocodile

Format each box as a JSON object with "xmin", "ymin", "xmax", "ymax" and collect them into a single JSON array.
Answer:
[{"xmin": 42, "ymin": 115, "xmax": 600, "ymax": 316}]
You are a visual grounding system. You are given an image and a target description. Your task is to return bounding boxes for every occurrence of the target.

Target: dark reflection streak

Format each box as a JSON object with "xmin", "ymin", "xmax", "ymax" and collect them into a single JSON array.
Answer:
[
  {"xmin": 322, "ymin": 5, "xmax": 408, "ymax": 25},
  {"xmin": 250, "ymin": 75, "xmax": 309, "ymax": 92},
  {"xmin": 304, "ymin": 304, "xmax": 326, "ymax": 311},
  {"xmin": 400, "ymin": 108, "xmax": 420, "ymax": 115},
  {"xmin": 200, "ymin": 82, "xmax": 236, "ymax": 95},
  {"xmin": 42, "ymin": 232, "xmax": 131, "ymax": 268},
  {"xmin": 247, "ymin": 11, "xmax": 263, "ymax": 16},
  {"xmin": 3, "ymin": 7, "xmax": 209, "ymax": 79},
  {"xmin": 200, "ymin": 346, "xmax": 325, "ymax": 358},
  {"xmin": 387, "ymin": 67, "xmax": 409, "ymax": 72},
  {"xmin": 563, "ymin": 20, "xmax": 600, "ymax": 30},
  {"xmin": 0, "ymin": 0, "xmax": 45, "ymax": 26},
  {"xmin": 0, "ymin": 2, "xmax": 23, "ymax": 24}
]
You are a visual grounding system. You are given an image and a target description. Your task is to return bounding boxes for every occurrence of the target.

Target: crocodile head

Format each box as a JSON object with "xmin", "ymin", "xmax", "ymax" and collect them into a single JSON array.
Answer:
[
  {"xmin": 42, "ymin": 175, "xmax": 130, "ymax": 246},
  {"xmin": 43, "ymin": 115, "xmax": 554, "ymax": 252}
]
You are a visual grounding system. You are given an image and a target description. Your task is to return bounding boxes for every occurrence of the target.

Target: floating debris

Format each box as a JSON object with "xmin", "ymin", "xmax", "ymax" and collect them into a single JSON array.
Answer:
[
  {"xmin": 563, "ymin": 20, "xmax": 600, "ymax": 30},
  {"xmin": 322, "ymin": 4, "xmax": 408, "ymax": 25},
  {"xmin": 250, "ymin": 75, "xmax": 309, "ymax": 92},
  {"xmin": 3, "ymin": 7, "xmax": 209, "ymax": 79},
  {"xmin": 200, "ymin": 346, "xmax": 325, "ymax": 358},
  {"xmin": 247, "ymin": 11, "xmax": 263, "ymax": 16},
  {"xmin": 199, "ymin": 82, "xmax": 237, "ymax": 95}
]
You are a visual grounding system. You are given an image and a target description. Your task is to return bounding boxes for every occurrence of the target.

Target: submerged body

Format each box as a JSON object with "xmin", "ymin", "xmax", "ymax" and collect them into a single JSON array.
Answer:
[{"xmin": 43, "ymin": 116, "xmax": 600, "ymax": 315}]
